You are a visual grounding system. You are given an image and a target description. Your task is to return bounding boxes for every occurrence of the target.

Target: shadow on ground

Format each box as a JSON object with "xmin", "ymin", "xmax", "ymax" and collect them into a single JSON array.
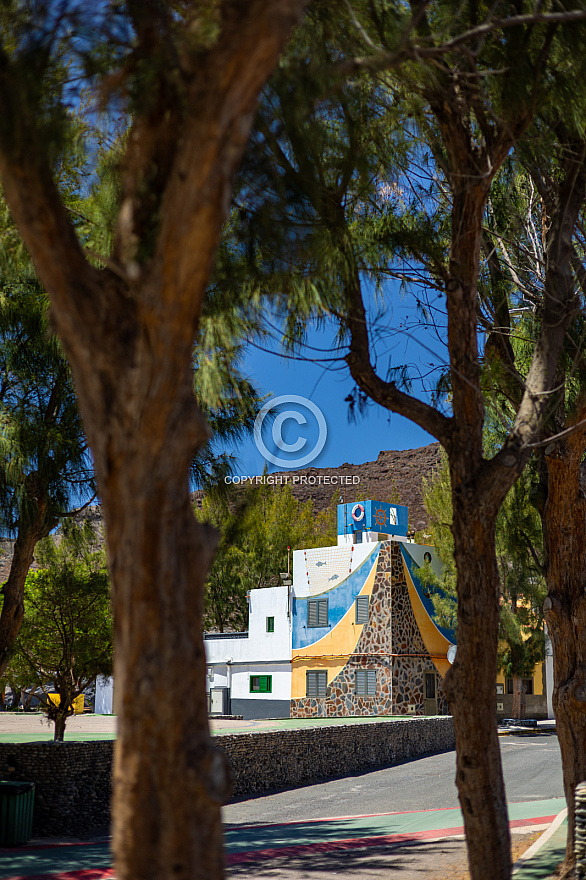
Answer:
[{"xmin": 227, "ymin": 837, "xmax": 467, "ymax": 880}]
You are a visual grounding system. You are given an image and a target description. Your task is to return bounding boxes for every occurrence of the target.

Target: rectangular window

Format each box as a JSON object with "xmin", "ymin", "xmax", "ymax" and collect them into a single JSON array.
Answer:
[
  {"xmin": 355, "ymin": 596, "xmax": 369, "ymax": 624},
  {"xmin": 306, "ymin": 670, "xmax": 327, "ymax": 698},
  {"xmin": 425, "ymin": 672, "xmax": 436, "ymax": 700},
  {"xmin": 266, "ymin": 616, "xmax": 274, "ymax": 633},
  {"xmin": 250, "ymin": 675, "xmax": 272, "ymax": 693},
  {"xmin": 506, "ymin": 678, "xmax": 533, "ymax": 695},
  {"xmin": 355, "ymin": 669, "xmax": 377, "ymax": 696},
  {"xmin": 307, "ymin": 598, "xmax": 328, "ymax": 627}
]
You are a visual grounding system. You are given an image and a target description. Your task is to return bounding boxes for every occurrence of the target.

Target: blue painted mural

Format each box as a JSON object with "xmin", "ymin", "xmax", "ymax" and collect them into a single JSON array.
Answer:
[{"xmin": 292, "ymin": 545, "xmax": 380, "ymax": 650}]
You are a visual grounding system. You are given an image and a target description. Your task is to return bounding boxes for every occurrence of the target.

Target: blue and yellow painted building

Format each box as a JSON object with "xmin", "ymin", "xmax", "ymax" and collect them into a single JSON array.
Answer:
[
  {"xmin": 290, "ymin": 500, "xmax": 456, "ymax": 717},
  {"xmin": 202, "ymin": 500, "xmax": 458, "ymax": 720}
]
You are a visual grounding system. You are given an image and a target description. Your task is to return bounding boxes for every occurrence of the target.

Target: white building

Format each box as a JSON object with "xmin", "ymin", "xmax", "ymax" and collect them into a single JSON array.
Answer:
[{"xmin": 205, "ymin": 585, "xmax": 292, "ymax": 718}]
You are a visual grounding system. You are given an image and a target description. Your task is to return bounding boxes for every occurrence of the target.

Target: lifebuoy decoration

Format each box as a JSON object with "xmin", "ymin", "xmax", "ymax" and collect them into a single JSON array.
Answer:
[{"xmin": 352, "ymin": 503, "xmax": 365, "ymax": 523}]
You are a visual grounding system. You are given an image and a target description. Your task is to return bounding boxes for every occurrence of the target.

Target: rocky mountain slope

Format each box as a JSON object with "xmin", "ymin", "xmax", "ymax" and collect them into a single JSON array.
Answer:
[
  {"xmin": 215, "ymin": 442, "xmax": 442, "ymax": 533},
  {"xmin": 0, "ymin": 443, "xmax": 442, "ymax": 581}
]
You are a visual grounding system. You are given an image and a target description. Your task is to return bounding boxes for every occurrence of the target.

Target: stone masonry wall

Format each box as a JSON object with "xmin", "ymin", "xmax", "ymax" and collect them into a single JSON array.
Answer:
[
  {"xmin": 223, "ymin": 716, "xmax": 454, "ymax": 797},
  {"xmin": 0, "ymin": 741, "xmax": 112, "ymax": 837},
  {"xmin": 0, "ymin": 716, "xmax": 454, "ymax": 837},
  {"xmin": 291, "ymin": 542, "xmax": 448, "ymax": 717}
]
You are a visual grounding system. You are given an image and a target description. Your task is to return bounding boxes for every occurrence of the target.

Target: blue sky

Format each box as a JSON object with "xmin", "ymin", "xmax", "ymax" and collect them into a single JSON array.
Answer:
[{"xmin": 223, "ymin": 283, "xmax": 448, "ymax": 477}]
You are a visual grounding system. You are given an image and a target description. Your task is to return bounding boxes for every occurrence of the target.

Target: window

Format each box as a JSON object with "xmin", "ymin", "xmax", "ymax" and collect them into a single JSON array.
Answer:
[
  {"xmin": 425, "ymin": 672, "xmax": 436, "ymax": 699},
  {"xmin": 266, "ymin": 616, "xmax": 274, "ymax": 633},
  {"xmin": 306, "ymin": 670, "xmax": 327, "ymax": 698},
  {"xmin": 250, "ymin": 675, "xmax": 272, "ymax": 693},
  {"xmin": 355, "ymin": 669, "xmax": 377, "ymax": 696},
  {"xmin": 355, "ymin": 596, "xmax": 369, "ymax": 624},
  {"xmin": 505, "ymin": 678, "xmax": 533, "ymax": 695},
  {"xmin": 307, "ymin": 598, "xmax": 328, "ymax": 627}
]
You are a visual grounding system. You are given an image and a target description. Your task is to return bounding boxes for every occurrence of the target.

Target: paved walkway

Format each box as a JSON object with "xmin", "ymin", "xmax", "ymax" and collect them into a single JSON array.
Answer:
[{"xmin": 0, "ymin": 799, "xmax": 567, "ymax": 880}]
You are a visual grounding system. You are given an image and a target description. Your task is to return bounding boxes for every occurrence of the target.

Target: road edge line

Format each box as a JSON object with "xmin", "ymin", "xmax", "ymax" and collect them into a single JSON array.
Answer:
[{"xmin": 512, "ymin": 808, "xmax": 567, "ymax": 875}]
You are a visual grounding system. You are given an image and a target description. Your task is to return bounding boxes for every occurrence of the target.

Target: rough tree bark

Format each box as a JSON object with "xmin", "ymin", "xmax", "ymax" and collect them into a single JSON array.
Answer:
[
  {"xmin": 519, "ymin": 134, "xmax": 586, "ymax": 875},
  {"xmin": 344, "ymin": 45, "xmax": 579, "ymax": 880},
  {"xmin": 0, "ymin": 3, "xmax": 305, "ymax": 879},
  {"xmin": 52, "ymin": 706, "xmax": 69, "ymax": 743},
  {"xmin": 0, "ymin": 474, "xmax": 55, "ymax": 677},
  {"xmin": 511, "ymin": 676, "xmax": 526, "ymax": 722},
  {"xmin": 542, "ymin": 409, "xmax": 586, "ymax": 873}
]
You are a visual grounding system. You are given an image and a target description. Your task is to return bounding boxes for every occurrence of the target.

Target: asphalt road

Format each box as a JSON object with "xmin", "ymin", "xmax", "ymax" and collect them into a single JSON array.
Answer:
[{"xmin": 223, "ymin": 733, "xmax": 564, "ymax": 826}]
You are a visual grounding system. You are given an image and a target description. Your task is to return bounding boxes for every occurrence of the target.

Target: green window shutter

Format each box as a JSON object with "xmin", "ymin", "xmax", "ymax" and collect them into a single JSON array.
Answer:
[
  {"xmin": 250, "ymin": 675, "xmax": 272, "ymax": 693},
  {"xmin": 355, "ymin": 596, "xmax": 369, "ymax": 624},
  {"xmin": 266, "ymin": 616, "xmax": 274, "ymax": 633}
]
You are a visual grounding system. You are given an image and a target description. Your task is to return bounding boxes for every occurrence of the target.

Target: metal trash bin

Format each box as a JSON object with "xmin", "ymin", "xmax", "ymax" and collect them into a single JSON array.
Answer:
[{"xmin": 0, "ymin": 781, "xmax": 35, "ymax": 846}]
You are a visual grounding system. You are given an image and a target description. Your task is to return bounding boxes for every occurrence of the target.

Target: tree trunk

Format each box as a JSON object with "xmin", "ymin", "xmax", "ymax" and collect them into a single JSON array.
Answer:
[
  {"xmin": 0, "ymin": 475, "xmax": 54, "ymax": 677},
  {"xmin": 442, "ymin": 495, "xmax": 511, "ymax": 880},
  {"xmin": 543, "ymin": 443, "xmax": 586, "ymax": 873},
  {"xmin": 511, "ymin": 675, "xmax": 526, "ymax": 721},
  {"xmin": 53, "ymin": 712, "xmax": 67, "ymax": 742},
  {"xmin": 102, "ymin": 435, "xmax": 227, "ymax": 880},
  {"xmin": 0, "ymin": 4, "xmax": 306, "ymax": 878}
]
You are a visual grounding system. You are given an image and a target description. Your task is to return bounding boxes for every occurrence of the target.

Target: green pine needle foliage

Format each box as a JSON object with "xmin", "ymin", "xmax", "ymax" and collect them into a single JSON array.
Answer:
[
  {"xmin": 6, "ymin": 521, "xmax": 112, "ymax": 739},
  {"xmin": 423, "ymin": 448, "xmax": 546, "ymax": 676}
]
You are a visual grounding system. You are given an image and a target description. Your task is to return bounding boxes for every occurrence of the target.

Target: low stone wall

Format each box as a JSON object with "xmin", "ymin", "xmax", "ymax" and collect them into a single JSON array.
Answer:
[
  {"xmin": 0, "ymin": 741, "xmax": 112, "ymax": 837},
  {"xmin": 219, "ymin": 716, "xmax": 454, "ymax": 797},
  {"xmin": 0, "ymin": 716, "xmax": 454, "ymax": 837}
]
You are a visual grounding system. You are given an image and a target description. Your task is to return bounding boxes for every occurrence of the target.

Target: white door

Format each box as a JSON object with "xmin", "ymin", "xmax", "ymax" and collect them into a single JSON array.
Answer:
[{"xmin": 210, "ymin": 689, "xmax": 225, "ymax": 714}]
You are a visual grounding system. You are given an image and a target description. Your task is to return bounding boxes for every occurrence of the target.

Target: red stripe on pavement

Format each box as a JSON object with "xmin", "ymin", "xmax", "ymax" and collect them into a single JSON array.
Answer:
[
  {"xmin": 226, "ymin": 814, "xmax": 557, "ymax": 866},
  {"xmin": 510, "ymin": 815, "xmax": 556, "ymax": 829},
  {"xmin": 226, "ymin": 826, "xmax": 467, "ymax": 864},
  {"xmin": 3, "ymin": 813, "xmax": 557, "ymax": 878},
  {"xmin": 0, "ymin": 840, "xmax": 110, "ymax": 854},
  {"xmin": 5, "ymin": 871, "xmax": 114, "ymax": 880}
]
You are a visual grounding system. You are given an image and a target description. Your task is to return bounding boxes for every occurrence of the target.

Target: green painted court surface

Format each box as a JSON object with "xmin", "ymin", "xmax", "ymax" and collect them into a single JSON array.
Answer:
[
  {"xmin": 0, "ymin": 731, "xmax": 118, "ymax": 743},
  {"xmin": 211, "ymin": 714, "xmax": 406, "ymax": 736}
]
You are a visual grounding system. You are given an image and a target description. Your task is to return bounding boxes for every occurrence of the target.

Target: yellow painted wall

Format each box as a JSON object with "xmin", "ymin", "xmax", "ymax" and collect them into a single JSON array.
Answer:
[
  {"xmin": 291, "ymin": 555, "xmax": 378, "ymax": 699},
  {"xmin": 46, "ymin": 693, "xmax": 85, "ymax": 714},
  {"xmin": 496, "ymin": 662, "xmax": 543, "ymax": 696},
  {"xmin": 402, "ymin": 560, "xmax": 452, "ymax": 677}
]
